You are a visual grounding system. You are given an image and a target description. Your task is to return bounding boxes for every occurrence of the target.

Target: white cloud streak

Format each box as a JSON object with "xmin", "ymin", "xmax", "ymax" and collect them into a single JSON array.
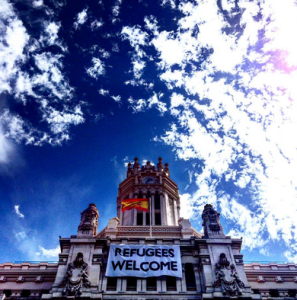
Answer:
[{"xmin": 14, "ymin": 205, "xmax": 25, "ymax": 218}]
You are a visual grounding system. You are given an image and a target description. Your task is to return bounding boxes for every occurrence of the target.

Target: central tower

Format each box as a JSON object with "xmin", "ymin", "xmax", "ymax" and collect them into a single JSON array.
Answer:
[
  {"xmin": 97, "ymin": 157, "xmax": 201, "ymax": 239},
  {"xmin": 117, "ymin": 157, "xmax": 180, "ymax": 227}
]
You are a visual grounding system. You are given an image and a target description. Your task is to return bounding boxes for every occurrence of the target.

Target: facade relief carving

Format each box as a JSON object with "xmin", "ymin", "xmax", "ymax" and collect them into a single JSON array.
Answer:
[
  {"xmin": 60, "ymin": 253, "xmax": 91, "ymax": 296},
  {"xmin": 213, "ymin": 253, "xmax": 245, "ymax": 296}
]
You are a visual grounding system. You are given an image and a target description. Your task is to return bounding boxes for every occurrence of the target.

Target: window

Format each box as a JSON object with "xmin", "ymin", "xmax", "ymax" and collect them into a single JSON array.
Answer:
[
  {"xmin": 39, "ymin": 290, "xmax": 50, "ymax": 297},
  {"xmin": 166, "ymin": 276, "xmax": 176, "ymax": 291},
  {"xmin": 155, "ymin": 213, "xmax": 161, "ymax": 225},
  {"xmin": 288, "ymin": 290, "xmax": 297, "ymax": 297},
  {"xmin": 185, "ymin": 263, "xmax": 196, "ymax": 291},
  {"xmin": 252, "ymin": 289, "xmax": 260, "ymax": 294},
  {"xmin": 146, "ymin": 212, "xmax": 150, "ymax": 225},
  {"xmin": 138, "ymin": 191, "xmax": 143, "ymax": 198},
  {"xmin": 155, "ymin": 193, "xmax": 160, "ymax": 209},
  {"xmin": 3, "ymin": 290, "xmax": 12, "ymax": 297},
  {"xmin": 137, "ymin": 212, "xmax": 143, "ymax": 225},
  {"xmin": 106, "ymin": 277, "xmax": 117, "ymax": 291},
  {"xmin": 21, "ymin": 290, "xmax": 31, "ymax": 297},
  {"xmin": 269, "ymin": 290, "xmax": 279, "ymax": 297},
  {"xmin": 146, "ymin": 277, "xmax": 157, "ymax": 291},
  {"xmin": 127, "ymin": 277, "xmax": 137, "ymax": 291}
]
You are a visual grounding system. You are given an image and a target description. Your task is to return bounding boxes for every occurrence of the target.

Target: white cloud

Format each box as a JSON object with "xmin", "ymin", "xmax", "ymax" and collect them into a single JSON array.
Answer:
[
  {"xmin": 14, "ymin": 205, "xmax": 25, "ymax": 218},
  {"xmin": 44, "ymin": 105, "xmax": 85, "ymax": 136},
  {"xmin": 0, "ymin": 124, "xmax": 14, "ymax": 164},
  {"xmin": 91, "ymin": 20, "xmax": 103, "ymax": 30},
  {"xmin": 74, "ymin": 8, "xmax": 88, "ymax": 29},
  {"xmin": 32, "ymin": 0, "xmax": 43, "ymax": 7},
  {"xmin": 111, "ymin": 95, "xmax": 121, "ymax": 103},
  {"xmin": 0, "ymin": 0, "xmax": 29, "ymax": 94},
  {"xmin": 121, "ymin": 26, "xmax": 148, "ymax": 47},
  {"xmin": 128, "ymin": 97, "xmax": 146, "ymax": 113},
  {"xmin": 37, "ymin": 245, "xmax": 60, "ymax": 258},
  {"xmin": 98, "ymin": 88, "xmax": 109, "ymax": 96},
  {"xmin": 147, "ymin": 93, "xmax": 167, "ymax": 115},
  {"xmin": 86, "ymin": 57, "xmax": 105, "ymax": 79},
  {"xmin": 137, "ymin": 0, "xmax": 297, "ymax": 261}
]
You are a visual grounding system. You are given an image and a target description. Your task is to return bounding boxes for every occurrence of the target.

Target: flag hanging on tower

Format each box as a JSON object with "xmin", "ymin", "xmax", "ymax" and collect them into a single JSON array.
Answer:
[{"xmin": 121, "ymin": 198, "xmax": 149, "ymax": 212}]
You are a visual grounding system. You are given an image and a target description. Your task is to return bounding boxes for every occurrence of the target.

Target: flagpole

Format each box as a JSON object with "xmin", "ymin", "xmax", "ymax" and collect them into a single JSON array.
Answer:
[{"xmin": 149, "ymin": 197, "xmax": 152, "ymax": 238}]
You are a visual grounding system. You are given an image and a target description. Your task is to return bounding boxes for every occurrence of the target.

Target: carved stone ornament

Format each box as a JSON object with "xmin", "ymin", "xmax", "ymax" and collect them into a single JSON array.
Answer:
[
  {"xmin": 213, "ymin": 253, "xmax": 245, "ymax": 296},
  {"xmin": 202, "ymin": 204, "xmax": 224, "ymax": 237},
  {"xmin": 60, "ymin": 253, "xmax": 91, "ymax": 296}
]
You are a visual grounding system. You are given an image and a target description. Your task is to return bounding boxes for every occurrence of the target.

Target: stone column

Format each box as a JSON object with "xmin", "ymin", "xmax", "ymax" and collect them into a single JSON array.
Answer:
[
  {"xmin": 142, "ymin": 278, "xmax": 146, "ymax": 291},
  {"xmin": 137, "ymin": 278, "xmax": 141, "ymax": 292},
  {"xmin": 194, "ymin": 266, "xmax": 201, "ymax": 292},
  {"xmin": 156, "ymin": 276, "xmax": 162, "ymax": 291},
  {"xmin": 176, "ymin": 277, "xmax": 182, "ymax": 292},
  {"xmin": 173, "ymin": 199, "xmax": 178, "ymax": 225},
  {"xmin": 151, "ymin": 194, "xmax": 155, "ymax": 225},
  {"xmin": 102, "ymin": 272, "xmax": 107, "ymax": 292},
  {"xmin": 160, "ymin": 193, "xmax": 167, "ymax": 225},
  {"xmin": 133, "ymin": 208, "xmax": 137, "ymax": 225},
  {"xmin": 161, "ymin": 275, "xmax": 166, "ymax": 291},
  {"xmin": 119, "ymin": 204, "xmax": 123, "ymax": 225},
  {"xmin": 181, "ymin": 264, "xmax": 186, "ymax": 291},
  {"xmin": 116, "ymin": 278, "xmax": 122, "ymax": 291},
  {"xmin": 122, "ymin": 278, "xmax": 127, "ymax": 291}
]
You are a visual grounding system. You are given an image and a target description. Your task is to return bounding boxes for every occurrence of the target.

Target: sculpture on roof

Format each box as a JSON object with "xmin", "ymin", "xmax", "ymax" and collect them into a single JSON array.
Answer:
[
  {"xmin": 78, "ymin": 203, "xmax": 99, "ymax": 236},
  {"xmin": 202, "ymin": 204, "xmax": 224, "ymax": 238}
]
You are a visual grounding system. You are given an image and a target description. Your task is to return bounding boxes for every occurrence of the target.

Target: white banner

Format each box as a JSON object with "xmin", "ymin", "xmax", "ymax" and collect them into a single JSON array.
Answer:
[{"xmin": 106, "ymin": 244, "xmax": 182, "ymax": 278}]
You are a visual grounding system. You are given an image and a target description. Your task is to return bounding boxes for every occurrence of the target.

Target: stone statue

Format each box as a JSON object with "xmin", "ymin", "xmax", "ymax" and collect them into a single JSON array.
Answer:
[
  {"xmin": 60, "ymin": 253, "xmax": 91, "ymax": 296},
  {"xmin": 213, "ymin": 253, "xmax": 245, "ymax": 296},
  {"xmin": 78, "ymin": 203, "xmax": 99, "ymax": 236},
  {"xmin": 202, "ymin": 204, "xmax": 224, "ymax": 237}
]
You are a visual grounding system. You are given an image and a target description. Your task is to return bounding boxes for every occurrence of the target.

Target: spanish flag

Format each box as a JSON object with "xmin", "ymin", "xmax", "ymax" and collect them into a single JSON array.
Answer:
[{"xmin": 121, "ymin": 198, "xmax": 149, "ymax": 212}]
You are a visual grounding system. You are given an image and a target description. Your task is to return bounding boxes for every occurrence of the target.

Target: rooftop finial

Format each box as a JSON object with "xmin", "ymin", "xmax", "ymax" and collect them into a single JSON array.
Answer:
[
  {"xmin": 164, "ymin": 162, "xmax": 170, "ymax": 177},
  {"xmin": 127, "ymin": 162, "xmax": 132, "ymax": 178},
  {"xmin": 133, "ymin": 157, "xmax": 140, "ymax": 173},
  {"xmin": 157, "ymin": 157, "xmax": 164, "ymax": 172}
]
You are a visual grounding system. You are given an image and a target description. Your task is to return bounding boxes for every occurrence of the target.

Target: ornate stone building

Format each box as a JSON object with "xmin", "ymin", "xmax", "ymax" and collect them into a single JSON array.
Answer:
[{"xmin": 1, "ymin": 158, "xmax": 297, "ymax": 300}]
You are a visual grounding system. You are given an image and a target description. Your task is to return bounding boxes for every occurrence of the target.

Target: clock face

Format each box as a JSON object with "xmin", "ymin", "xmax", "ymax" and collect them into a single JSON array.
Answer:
[{"xmin": 143, "ymin": 176, "xmax": 155, "ymax": 184}]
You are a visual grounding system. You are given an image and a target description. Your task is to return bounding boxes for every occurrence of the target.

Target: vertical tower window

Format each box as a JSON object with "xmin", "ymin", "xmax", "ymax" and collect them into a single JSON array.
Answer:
[
  {"xmin": 154, "ymin": 192, "xmax": 161, "ymax": 225},
  {"xmin": 137, "ymin": 212, "xmax": 143, "ymax": 225},
  {"xmin": 155, "ymin": 193, "xmax": 160, "ymax": 209},
  {"xmin": 127, "ymin": 277, "xmax": 137, "ymax": 291},
  {"xmin": 146, "ymin": 212, "xmax": 150, "ymax": 225},
  {"xmin": 155, "ymin": 213, "xmax": 161, "ymax": 225},
  {"xmin": 166, "ymin": 276, "xmax": 176, "ymax": 291},
  {"xmin": 106, "ymin": 277, "xmax": 117, "ymax": 291},
  {"xmin": 185, "ymin": 263, "xmax": 196, "ymax": 291},
  {"xmin": 146, "ymin": 277, "xmax": 157, "ymax": 291}
]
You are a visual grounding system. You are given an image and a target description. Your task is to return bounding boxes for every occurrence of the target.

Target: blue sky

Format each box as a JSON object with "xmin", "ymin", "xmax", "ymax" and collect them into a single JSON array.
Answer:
[{"xmin": 1, "ymin": 0, "xmax": 297, "ymax": 263}]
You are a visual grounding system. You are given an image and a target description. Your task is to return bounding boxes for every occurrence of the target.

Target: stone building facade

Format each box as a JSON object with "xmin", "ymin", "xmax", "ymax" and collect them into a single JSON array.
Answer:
[{"xmin": 1, "ymin": 158, "xmax": 297, "ymax": 300}]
